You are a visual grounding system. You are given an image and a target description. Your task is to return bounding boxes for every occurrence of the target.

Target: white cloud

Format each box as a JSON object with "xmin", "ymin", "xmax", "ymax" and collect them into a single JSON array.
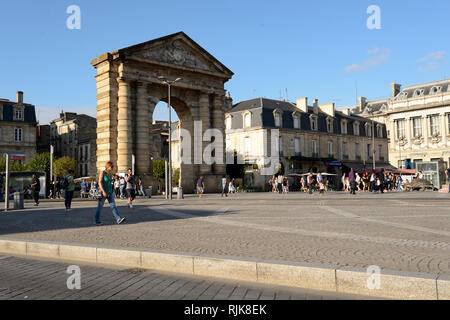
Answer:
[
  {"xmin": 418, "ymin": 51, "xmax": 447, "ymax": 71},
  {"xmin": 345, "ymin": 48, "xmax": 392, "ymax": 73},
  {"xmin": 36, "ymin": 106, "xmax": 97, "ymax": 125}
]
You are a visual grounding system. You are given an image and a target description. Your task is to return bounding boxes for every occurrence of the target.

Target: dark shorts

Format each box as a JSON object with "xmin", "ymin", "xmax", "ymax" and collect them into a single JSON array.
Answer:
[{"xmin": 126, "ymin": 189, "xmax": 135, "ymax": 199}]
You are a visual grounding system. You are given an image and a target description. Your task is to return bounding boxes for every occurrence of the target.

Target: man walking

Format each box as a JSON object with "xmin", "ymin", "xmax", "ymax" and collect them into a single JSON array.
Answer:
[
  {"xmin": 95, "ymin": 161, "xmax": 125, "ymax": 225},
  {"xmin": 30, "ymin": 173, "xmax": 40, "ymax": 206},
  {"xmin": 64, "ymin": 170, "xmax": 75, "ymax": 212},
  {"xmin": 125, "ymin": 168, "xmax": 135, "ymax": 208},
  {"xmin": 196, "ymin": 176, "xmax": 205, "ymax": 198}
]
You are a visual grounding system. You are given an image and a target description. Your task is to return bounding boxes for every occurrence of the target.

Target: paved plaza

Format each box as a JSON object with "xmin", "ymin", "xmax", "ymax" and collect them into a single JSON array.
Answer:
[
  {"xmin": 1, "ymin": 191, "xmax": 449, "ymax": 277},
  {"xmin": 0, "ymin": 255, "xmax": 369, "ymax": 300}
]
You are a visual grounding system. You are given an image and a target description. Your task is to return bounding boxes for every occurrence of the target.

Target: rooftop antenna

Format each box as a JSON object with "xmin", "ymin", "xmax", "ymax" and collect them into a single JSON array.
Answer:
[
  {"xmin": 286, "ymin": 88, "xmax": 289, "ymax": 102},
  {"xmin": 279, "ymin": 89, "xmax": 283, "ymax": 101}
]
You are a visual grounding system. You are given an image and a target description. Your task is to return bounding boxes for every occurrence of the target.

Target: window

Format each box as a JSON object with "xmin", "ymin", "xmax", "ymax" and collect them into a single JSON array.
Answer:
[
  {"xmin": 14, "ymin": 128, "xmax": 22, "ymax": 142},
  {"xmin": 274, "ymin": 113, "xmax": 281, "ymax": 127},
  {"xmin": 328, "ymin": 142, "xmax": 333, "ymax": 157},
  {"xmin": 341, "ymin": 121, "xmax": 347, "ymax": 134},
  {"xmin": 367, "ymin": 144, "xmax": 372, "ymax": 159},
  {"xmin": 413, "ymin": 118, "xmax": 422, "ymax": 138},
  {"xmin": 378, "ymin": 145, "xmax": 383, "ymax": 161},
  {"xmin": 353, "ymin": 122, "xmax": 360, "ymax": 136},
  {"xmin": 244, "ymin": 137, "xmax": 251, "ymax": 155},
  {"xmin": 326, "ymin": 119, "xmax": 332, "ymax": 133},
  {"xmin": 310, "ymin": 116, "xmax": 317, "ymax": 131},
  {"xmin": 243, "ymin": 112, "xmax": 251, "ymax": 128},
  {"xmin": 295, "ymin": 138, "xmax": 300, "ymax": 155},
  {"xmin": 377, "ymin": 125, "xmax": 382, "ymax": 138},
  {"xmin": 225, "ymin": 116, "xmax": 232, "ymax": 130},
  {"xmin": 293, "ymin": 115, "xmax": 300, "ymax": 129},
  {"xmin": 312, "ymin": 140, "xmax": 317, "ymax": 155},
  {"xmin": 342, "ymin": 142, "xmax": 347, "ymax": 158},
  {"xmin": 396, "ymin": 120, "xmax": 405, "ymax": 139},
  {"xmin": 15, "ymin": 109, "xmax": 23, "ymax": 120},
  {"xmin": 430, "ymin": 115, "xmax": 440, "ymax": 136},
  {"xmin": 366, "ymin": 123, "xmax": 372, "ymax": 137}
]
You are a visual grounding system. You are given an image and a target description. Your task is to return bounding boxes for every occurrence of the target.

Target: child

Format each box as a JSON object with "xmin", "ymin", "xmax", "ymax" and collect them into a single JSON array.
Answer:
[{"xmin": 319, "ymin": 181, "xmax": 325, "ymax": 196}]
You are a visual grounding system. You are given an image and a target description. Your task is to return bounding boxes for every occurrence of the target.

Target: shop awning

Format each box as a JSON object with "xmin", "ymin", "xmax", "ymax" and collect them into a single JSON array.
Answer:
[{"xmin": 341, "ymin": 162, "xmax": 397, "ymax": 172}]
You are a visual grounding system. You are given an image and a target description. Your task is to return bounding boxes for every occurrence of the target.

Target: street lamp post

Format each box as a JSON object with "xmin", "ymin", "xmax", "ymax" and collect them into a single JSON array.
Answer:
[{"xmin": 158, "ymin": 76, "xmax": 182, "ymax": 200}]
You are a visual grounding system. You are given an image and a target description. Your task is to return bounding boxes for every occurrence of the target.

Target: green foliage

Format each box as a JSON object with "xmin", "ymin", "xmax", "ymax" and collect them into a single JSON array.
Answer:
[
  {"xmin": 0, "ymin": 157, "xmax": 26, "ymax": 172},
  {"xmin": 26, "ymin": 153, "xmax": 51, "ymax": 174},
  {"xmin": 152, "ymin": 160, "xmax": 165, "ymax": 181},
  {"xmin": 172, "ymin": 168, "xmax": 180, "ymax": 186},
  {"xmin": 54, "ymin": 157, "xmax": 76, "ymax": 177}
]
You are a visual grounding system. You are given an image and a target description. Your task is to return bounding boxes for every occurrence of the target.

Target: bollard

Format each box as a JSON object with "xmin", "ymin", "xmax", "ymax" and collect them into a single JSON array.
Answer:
[
  {"xmin": 14, "ymin": 192, "xmax": 24, "ymax": 210},
  {"xmin": 177, "ymin": 187, "xmax": 184, "ymax": 199},
  {"xmin": 146, "ymin": 187, "xmax": 152, "ymax": 199}
]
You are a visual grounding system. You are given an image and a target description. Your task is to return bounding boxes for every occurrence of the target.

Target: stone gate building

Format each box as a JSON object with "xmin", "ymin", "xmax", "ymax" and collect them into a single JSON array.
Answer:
[{"xmin": 91, "ymin": 32, "xmax": 233, "ymax": 193}]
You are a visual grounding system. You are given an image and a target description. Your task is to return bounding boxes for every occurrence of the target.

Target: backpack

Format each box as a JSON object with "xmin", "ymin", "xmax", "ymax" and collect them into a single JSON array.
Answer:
[{"xmin": 61, "ymin": 177, "xmax": 69, "ymax": 189}]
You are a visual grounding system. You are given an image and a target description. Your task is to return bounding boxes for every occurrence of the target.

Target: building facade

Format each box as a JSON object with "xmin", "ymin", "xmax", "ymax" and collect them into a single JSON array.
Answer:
[
  {"xmin": 0, "ymin": 91, "xmax": 37, "ymax": 163},
  {"xmin": 353, "ymin": 79, "xmax": 450, "ymax": 186},
  {"xmin": 50, "ymin": 112, "xmax": 97, "ymax": 177},
  {"xmin": 225, "ymin": 97, "xmax": 389, "ymax": 189}
]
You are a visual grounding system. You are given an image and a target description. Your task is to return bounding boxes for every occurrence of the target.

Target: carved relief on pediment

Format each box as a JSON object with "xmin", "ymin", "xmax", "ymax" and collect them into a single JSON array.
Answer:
[{"xmin": 135, "ymin": 39, "xmax": 212, "ymax": 72}]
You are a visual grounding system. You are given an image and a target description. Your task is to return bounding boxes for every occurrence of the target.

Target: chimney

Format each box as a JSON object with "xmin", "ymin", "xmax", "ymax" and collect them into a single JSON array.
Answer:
[
  {"xmin": 390, "ymin": 83, "xmax": 401, "ymax": 98},
  {"xmin": 358, "ymin": 97, "xmax": 367, "ymax": 112},
  {"xmin": 313, "ymin": 99, "xmax": 319, "ymax": 114},
  {"xmin": 342, "ymin": 108, "xmax": 351, "ymax": 116},
  {"xmin": 319, "ymin": 103, "xmax": 335, "ymax": 117},
  {"xmin": 296, "ymin": 97, "xmax": 308, "ymax": 113},
  {"xmin": 17, "ymin": 91, "xmax": 23, "ymax": 104}
]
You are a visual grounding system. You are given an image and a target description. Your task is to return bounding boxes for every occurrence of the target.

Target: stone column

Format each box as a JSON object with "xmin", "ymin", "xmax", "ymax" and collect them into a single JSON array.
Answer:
[
  {"xmin": 440, "ymin": 113, "xmax": 448, "ymax": 146},
  {"xmin": 198, "ymin": 92, "xmax": 211, "ymax": 175},
  {"xmin": 423, "ymin": 116, "xmax": 428, "ymax": 147},
  {"xmin": 135, "ymin": 82, "xmax": 150, "ymax": 175},
  {"xmin": 117, "ymin": 78, "xmax": 133, "ymax": 174},
  {"xmin": 212, "ymin": 93, "xmax": 227, "ymax": 176}
]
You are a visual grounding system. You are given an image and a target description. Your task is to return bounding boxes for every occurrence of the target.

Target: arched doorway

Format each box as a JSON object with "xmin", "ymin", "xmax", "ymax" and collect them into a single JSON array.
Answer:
[{"xmin": 92, "ymin": 32, "xmax": 234, "ymax": 193}]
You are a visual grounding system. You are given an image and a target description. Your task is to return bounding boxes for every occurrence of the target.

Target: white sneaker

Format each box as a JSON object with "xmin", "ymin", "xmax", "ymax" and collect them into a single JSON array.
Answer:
[{"xmin": 129, "ymin": 204, "xmax": 133, "ymax": 209}]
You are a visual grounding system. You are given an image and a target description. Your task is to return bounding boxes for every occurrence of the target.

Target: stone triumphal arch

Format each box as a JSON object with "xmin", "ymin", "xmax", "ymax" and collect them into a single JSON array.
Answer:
[{"xmin": 91, "ymin": 32, "xmax": 234, "ymax": 193}]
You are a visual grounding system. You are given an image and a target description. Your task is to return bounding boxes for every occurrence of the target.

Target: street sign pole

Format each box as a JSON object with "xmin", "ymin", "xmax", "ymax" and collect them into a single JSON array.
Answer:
[{"xmin": 50, "ymin": 145, "xmax": 54, "ymax": 183}]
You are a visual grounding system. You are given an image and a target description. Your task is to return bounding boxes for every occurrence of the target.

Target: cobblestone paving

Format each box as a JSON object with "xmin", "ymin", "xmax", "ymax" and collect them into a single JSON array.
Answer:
[
  {"xmin": 1, "ymin": 191, "xmax": 449, "ymax": 275},
  {"xmin": 0, "ymin": 255, "xmax": 369, "ymax": 300}
]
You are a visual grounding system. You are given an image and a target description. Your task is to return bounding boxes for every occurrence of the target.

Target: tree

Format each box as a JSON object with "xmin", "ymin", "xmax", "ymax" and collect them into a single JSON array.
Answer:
[
  {"xmin": 0, "ymin": 156, "xmax": 26, "ymax": 172},
  {"xmin": 153, "ymin": 160, "xmax": 165, "ymax": 193},
  {"xmin": 54, "ymin": 157, "xmax": 76, "ymax": 178},
  {"xmin": 172, "ymin": 168, "xmax": 180, "ymax": 186},
  {"xmin": 26, "ymin": 153, "xmax": 51, "ymax": 175}
]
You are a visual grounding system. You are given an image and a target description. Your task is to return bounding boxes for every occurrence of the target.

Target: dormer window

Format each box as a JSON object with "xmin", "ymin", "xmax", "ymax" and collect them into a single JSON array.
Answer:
[
  {"xmin": 242, "ymin": 111, "xmax": 252, "ymax": 128},
  {"xmin": 366, "ymin": 122, "xmax": 373, "ymax": 137},
  {"xmin": 273, "ymin": 109, "xmax": 282, "ymax": 128},
  {"xmin": 341, "ymin": 120, "xmax": 348, "ymax": 134},
  {"xmin": 14, "ymin": 106, "xmax": 24, "ymax": 121},
  {"xmin": 225, "ymin": 114, "xmax": 232, "ymax": 130},
  {"xmin": 292, "ymin": 112, "xmax": 300, "ymax": 129},
  {"xmin": 325, "ymin": 117, "xmax": 333, "ymax": 133},
  {"xmin": 309, "ymin": 114, "xmax": 318, "ymax": 131},
  {"xmin": 430, "ymin": 86, "xmax": 442, "ymax": 95},
  {"xmin": 413, "ymin": 89, "xmax": 424, "ymax": 97},
  {"xmin": 376, "ymin": 124, "xmax": 383, "ymax": 138},
  {"xmin": 353, "ymin": 121, "xmax": 360, "ymax": 136}
]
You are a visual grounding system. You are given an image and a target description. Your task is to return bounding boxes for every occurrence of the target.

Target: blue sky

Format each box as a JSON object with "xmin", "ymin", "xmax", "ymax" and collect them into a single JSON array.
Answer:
[{"xmin": 1, "ymin": 0, "xmax": 449, "ymax": 124}]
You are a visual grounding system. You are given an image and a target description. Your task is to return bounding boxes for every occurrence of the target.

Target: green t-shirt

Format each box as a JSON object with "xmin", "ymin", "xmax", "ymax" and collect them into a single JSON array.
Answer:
[
  {"xmin": 101, "ymin": 171, "xmax": 113, "ymax": 194},
  {"xmin": 66, "ymin": 175, "xmax": 75, "ymax": 192}
]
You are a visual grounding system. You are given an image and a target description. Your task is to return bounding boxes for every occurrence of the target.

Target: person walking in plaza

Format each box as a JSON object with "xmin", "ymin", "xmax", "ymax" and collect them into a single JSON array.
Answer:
[
  {"xmin": 221, "ymin": 175, "xmax": 228, "ymax": 197},
  {"xmin": 30, "ymin": 173, "xmax": 40, "ymax": 206},
  {"xmin": 64, "ymin": 170, "xmax": 75, "ymax": 212},
  {"xmin": 307, "ymin": 172, "xmax": 314, "ymax": 195},
  {"xmin": 277, "ymin": 175, "xmax": 283, "ymax": 194},
  {"xmin": 355, "ymin": 172, "xmax": 361, "ymax": 192},
  {"xmin": 196, "ymin": 176, "xmax": 205, "ymax": 198},
  {"xmin": 125, "ymin": 169, "xmax": 136, "ymax": 208},
  {"xmin": 370, "ymin": 171, "xmax": 376, "ymax": 192},
  {"xmin": 114, "ymin": 176, "xmax": 120, "ymax": 198},
  {"xmin": 349, "ymin": 168, "xmax": 356, "ymax": 195},
  {"xmin": 228, "ymin": 178, "xmax": 236, "ymax": 194},
  {"xmin": 95, "ymin": 161, "xmax": 125, "ymax": 225},
  {"xmin": 119, "ymin": 175, "xmax": 126, "ymax": 199},
  {"xmin": 341, "ymin": 173, "xmax": 347, "ymax": 191},
  {"xmin": 80, "ymin": 179, "xmax": 87, "ymax": 199}
]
